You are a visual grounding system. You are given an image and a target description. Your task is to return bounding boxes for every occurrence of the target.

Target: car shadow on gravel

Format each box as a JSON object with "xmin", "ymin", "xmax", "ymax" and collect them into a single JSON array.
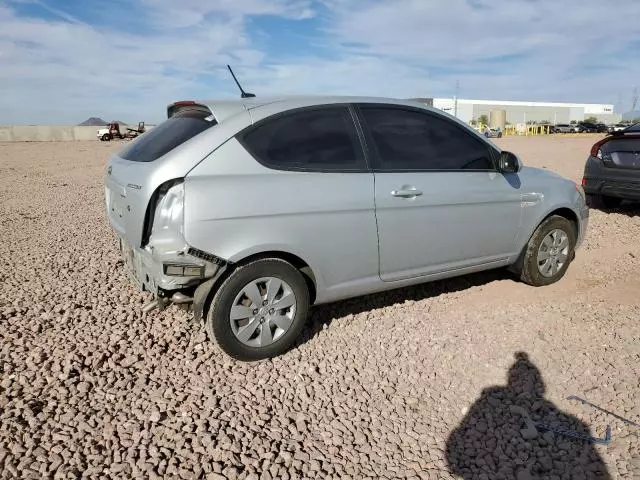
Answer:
[
  {"xmin": 296, "ymin": 268, "xmax": 511, "ymax": 346},
  {"xmin": 591, "ymin": 201, "xmax": 640, "ymax": 217},
  {"xmin": 445, "ymin": 352, "xmax": 611, "ymax": 479}
]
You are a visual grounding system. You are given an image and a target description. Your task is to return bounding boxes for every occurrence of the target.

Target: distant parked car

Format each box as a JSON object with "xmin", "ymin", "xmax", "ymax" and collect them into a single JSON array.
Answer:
[
  {"xmin": 580, "ymin": 122, "xmax": 607, "ymax": 133},
  {"xmin": 608, "ymin": 124, "xmax": 628, "ymax": 134},
  {"xmin": 583, "ymin": 122, "xmax": 640, "ymax": 208},
  {"xmin": 105, "ymin": 95, "xmax": 589, "ymax": 360},
  {"xmin": 483, "ymin": 126, "xmax": 503, "ymax": 138},
  {"xmin": 570, "ymin": 124, "xmax": 583, "ymax": 133},
  {"xmin": 554, "ymin": 124, "xmax": 574, "ymax": 134},
  {"xmin": 579, "ymin": 123, "xmax": 597, "ymax": 133}
]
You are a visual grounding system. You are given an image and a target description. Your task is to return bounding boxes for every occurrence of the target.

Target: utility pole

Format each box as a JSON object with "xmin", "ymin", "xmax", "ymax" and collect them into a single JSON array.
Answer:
[
  {"xmin": 632, "ymin": 87, "xmax": 639, "ymax": 112},
  {"xmin": 454, "ymin": 80, "xmax": 459, "ymax": 118}
]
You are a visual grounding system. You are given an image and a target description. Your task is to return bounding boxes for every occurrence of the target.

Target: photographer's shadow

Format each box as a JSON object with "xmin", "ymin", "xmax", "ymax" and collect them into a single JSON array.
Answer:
[{"xmin": 446, "ymin": 352, "xmax": 611, "ymax": 479}]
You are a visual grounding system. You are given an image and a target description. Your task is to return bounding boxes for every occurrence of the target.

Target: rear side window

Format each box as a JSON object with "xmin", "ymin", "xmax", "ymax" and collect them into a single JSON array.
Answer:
[
  {"xmin": 119, "ymin": 108, "xmax": 217, "ymax": 162},
  {"xmin": 239, "ymin": 106, "xmax": 365, "ymax": 171},
  {"xmin": 359, "ymin": 106, "xmax": 495, "ymax": 171}
]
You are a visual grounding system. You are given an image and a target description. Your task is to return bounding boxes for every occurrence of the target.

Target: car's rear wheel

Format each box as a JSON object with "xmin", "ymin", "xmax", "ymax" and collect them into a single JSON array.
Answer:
[
  {"xmin": 586, "ymin": 194, "xmax": 622, "ymax": 209},
  {"xmin": 518, "ymin": 215, "xmax": 576, "ymax": 287},
  {"xmin": 205, "ymin": 258, "xmax": 310, "ymax": 361}
]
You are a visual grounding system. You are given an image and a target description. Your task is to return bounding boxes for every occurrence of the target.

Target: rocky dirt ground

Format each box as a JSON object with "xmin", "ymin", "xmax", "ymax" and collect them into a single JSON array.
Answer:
[{"xmin": 1, "ymin": 136, "xmax": 639, "ymax": 480}]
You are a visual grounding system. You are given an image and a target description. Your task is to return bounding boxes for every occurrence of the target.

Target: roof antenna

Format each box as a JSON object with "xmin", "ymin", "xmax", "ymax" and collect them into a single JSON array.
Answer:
[{"xmin": 227, "ymin": 65, "xmax": 255, "ymax": 98}]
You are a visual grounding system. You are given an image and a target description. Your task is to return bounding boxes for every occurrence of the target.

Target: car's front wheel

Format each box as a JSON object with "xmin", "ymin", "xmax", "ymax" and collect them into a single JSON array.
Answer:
[
  {"xmin": 518, "ymin": 215, "xmax": 576, "ymax": 286},
  {"xmin": 205, "ymin": 258, "xmax": 310, "ymax": 361}
]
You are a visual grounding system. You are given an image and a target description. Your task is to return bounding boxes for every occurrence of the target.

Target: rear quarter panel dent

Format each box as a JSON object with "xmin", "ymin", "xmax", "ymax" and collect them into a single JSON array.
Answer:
[{"xmin": 183, "ymin": 138, "xmax": 379, "ymax": 301}]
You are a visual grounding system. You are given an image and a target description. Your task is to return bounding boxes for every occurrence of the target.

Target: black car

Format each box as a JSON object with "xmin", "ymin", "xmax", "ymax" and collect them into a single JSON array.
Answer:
[
  {"xmin": 579, "ymin": 122, "xmax": 608, "ymax": 133},
  {"xmin": 582, "ymin": 122, "xmax": 640, "ymax": 208}
]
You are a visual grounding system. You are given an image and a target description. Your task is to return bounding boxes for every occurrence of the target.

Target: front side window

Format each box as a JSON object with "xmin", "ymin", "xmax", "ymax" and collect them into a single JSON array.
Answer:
[
  {"xmin": 359, "ymin": 106, "xmax": 495, "ymax": 171},
  {"xmin": 240, "ymin": 106, "xmax": 365, "ymax": 171}
]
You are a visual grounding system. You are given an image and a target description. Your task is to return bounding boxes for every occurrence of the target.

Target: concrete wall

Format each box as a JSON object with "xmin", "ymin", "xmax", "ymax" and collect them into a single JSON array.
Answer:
[{"xmin": 0, "ymin": 125, "xmax": 155, "ymax": 142}]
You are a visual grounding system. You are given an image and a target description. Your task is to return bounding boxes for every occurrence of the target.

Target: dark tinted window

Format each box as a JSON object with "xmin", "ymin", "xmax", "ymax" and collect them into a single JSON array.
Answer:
[
  {"xmin": 119, "ymin": 108, "xmax": 217, "ymax": 162},
  {"xmin": 625, "ymin": 122, "xmax": 640, "ymax": 132},
  {"xmin": 240, "ymin": 106, "xmax": 365, "ymax": 171},
  {"xmin": 360, "ymin": 107, "xmax": 494, "ymax": 171}
]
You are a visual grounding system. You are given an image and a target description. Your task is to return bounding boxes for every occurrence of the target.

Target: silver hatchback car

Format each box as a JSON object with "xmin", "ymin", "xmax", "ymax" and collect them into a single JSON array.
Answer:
[{"xmin": 105, "ymin": 96, "xmax": 589, "ymax": 360}]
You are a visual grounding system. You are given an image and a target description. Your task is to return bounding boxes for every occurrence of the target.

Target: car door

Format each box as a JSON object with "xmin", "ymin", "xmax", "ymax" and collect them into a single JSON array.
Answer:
[{"xmin": 356, "ymin": 104, "xmax": 522, "ymax": 282}]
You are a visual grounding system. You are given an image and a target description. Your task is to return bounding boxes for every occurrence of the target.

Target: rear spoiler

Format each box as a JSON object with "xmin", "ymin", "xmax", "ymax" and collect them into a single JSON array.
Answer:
[{"xmin": 166, "ymin": 101, "xmax": 212, "ymax": 119}]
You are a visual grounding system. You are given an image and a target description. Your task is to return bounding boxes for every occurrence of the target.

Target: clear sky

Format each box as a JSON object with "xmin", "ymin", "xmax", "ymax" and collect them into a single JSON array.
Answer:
[{"xmin": 1, "ymin": 0, "xmax": 639, "ymax": 124}]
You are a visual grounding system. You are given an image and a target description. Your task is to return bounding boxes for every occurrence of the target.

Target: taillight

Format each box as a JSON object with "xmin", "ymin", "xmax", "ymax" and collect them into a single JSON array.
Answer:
[
  {"xmin": 590, "ymin": 137, "xmax": 610, "ymax": 159},
  {"xmin": 141, "ymin": 178, "xmax": 184, "ymax": 247},
  {"xmin": 581, "ymin": 177, "xmax": 586, "ymax": 186}
]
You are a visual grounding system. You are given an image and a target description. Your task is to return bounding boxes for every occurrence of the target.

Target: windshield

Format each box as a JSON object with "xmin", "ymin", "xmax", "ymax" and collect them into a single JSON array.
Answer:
[
  {"xmin": 624, "ymin": 122, "xmax": 640, "ymax": 132},
  {"xmin": 119, "ymin": 108, "xmax": 217, "ymax": 162}
]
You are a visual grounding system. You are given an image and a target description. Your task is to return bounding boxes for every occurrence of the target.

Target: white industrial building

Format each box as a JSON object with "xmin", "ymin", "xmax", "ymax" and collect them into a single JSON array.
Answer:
[{"xmin": 430, "ymin": 98, "xmax": 619, "ymax": 125}]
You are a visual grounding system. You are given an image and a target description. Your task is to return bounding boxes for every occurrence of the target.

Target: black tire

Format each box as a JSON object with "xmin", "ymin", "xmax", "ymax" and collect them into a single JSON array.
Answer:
[
  {"xmin": 517, "ymin": 215, "xmax": 576, "ymax": 287},
  {"xmin": 205, "ymin": 258, "xmax": 310, "ymax": 361},
  {"xmin": 586, "ymin": 194, "xmax": 622, "ymax": 209},
  {"xmin": 102, "ymin": 133, "xmax": 111, "ymax": 141}
]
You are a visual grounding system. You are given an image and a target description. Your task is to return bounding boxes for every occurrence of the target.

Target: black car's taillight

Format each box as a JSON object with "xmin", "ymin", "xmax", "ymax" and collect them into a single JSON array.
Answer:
[{"xmin": 590, "ymin": 137, "xmax": 610, "ymax": 159}]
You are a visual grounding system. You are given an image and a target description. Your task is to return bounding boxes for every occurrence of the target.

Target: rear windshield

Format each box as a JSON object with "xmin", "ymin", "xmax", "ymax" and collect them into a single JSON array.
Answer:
[
  {"xmin": 119, "ymin": 108, "xmax": 217, "ymax": 162},
  {"xmin": 624, "ymin": 122, "xmax": 640, "ymax": 132}
]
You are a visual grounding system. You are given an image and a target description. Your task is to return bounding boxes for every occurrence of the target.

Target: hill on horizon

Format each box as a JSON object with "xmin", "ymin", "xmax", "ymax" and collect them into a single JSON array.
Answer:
[
  {"xmin": 78, "ymin": 117, "xmax": 107, "ymax": 126},
  {"xmin": 77, "ymin": 118, "xmax": 129, "ymax": 126}
]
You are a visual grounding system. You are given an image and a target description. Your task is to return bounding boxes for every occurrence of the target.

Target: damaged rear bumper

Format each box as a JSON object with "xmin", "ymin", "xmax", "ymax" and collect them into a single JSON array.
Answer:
[{"xmin": 118, "ymin": 236, "xmax": 226, "ymax": 311}]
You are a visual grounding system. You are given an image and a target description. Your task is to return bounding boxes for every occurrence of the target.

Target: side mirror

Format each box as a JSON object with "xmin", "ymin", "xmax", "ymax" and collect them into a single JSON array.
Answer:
[{"xmin": 498, "ymin": 151, "xmax": 522, "ymax": 173}]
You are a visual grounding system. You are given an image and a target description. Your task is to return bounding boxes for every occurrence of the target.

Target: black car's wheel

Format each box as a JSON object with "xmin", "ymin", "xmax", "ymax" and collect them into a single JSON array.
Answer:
[
  {"xmin": 517, "ymin": 215, "xmax": 576, "ymax": 287},
  {"xmin": 586, "ymin": 194, "xmax": 622, "ymax": 209},
  {"xmin": 205, "ymin": 258, "xmax": 310, "ymax": 361}
]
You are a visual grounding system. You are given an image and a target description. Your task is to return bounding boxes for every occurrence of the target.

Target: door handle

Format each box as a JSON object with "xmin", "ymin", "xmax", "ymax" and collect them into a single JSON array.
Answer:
[{"xmin": 391, "ymin": 188, "xmax": 423, "ymax": 198}]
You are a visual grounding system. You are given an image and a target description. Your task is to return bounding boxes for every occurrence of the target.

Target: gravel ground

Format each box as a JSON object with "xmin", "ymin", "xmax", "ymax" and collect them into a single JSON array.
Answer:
[{"xmin": 1, "ymin": 136, "xmax": 639, "ymax": 479}]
